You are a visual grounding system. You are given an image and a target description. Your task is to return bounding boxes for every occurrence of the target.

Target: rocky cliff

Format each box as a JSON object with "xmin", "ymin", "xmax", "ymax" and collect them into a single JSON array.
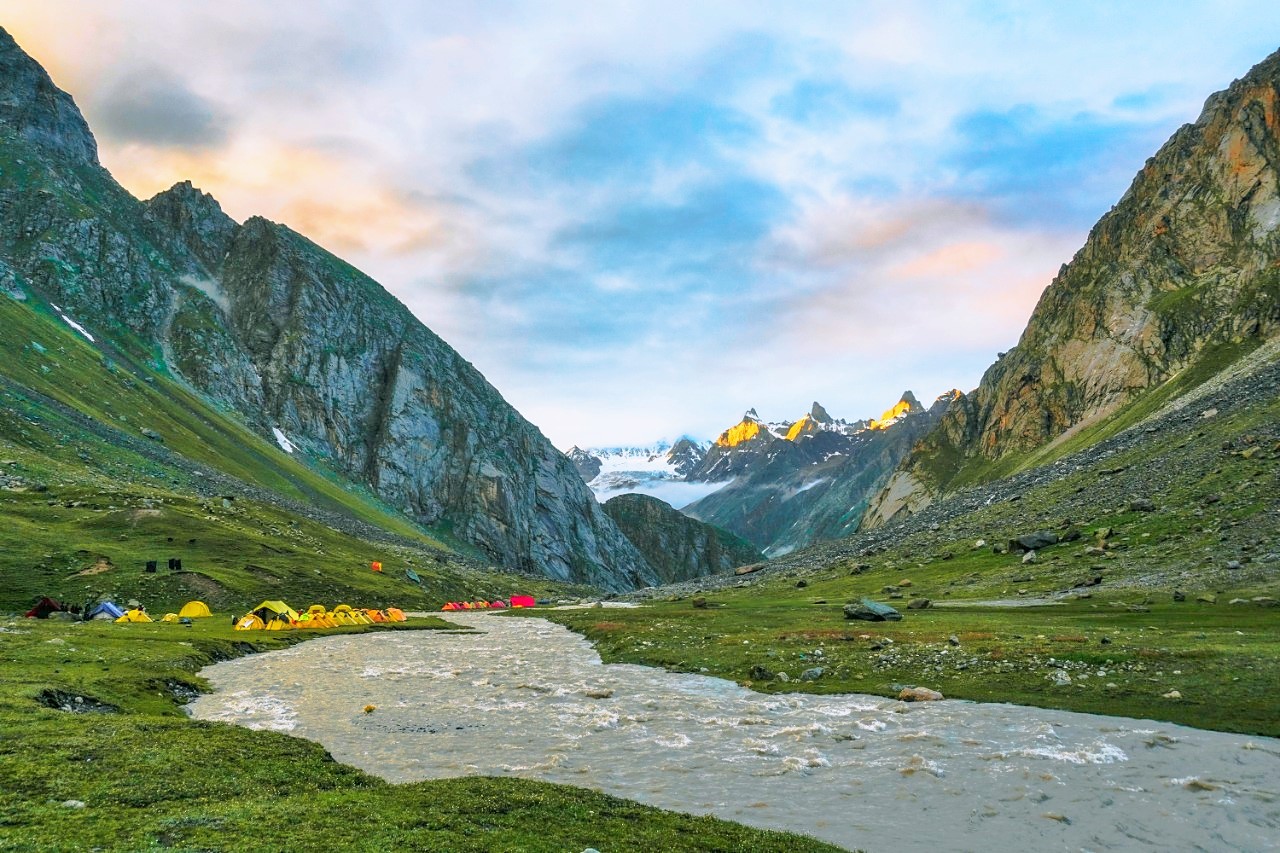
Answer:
[
  {"xmin": 0, "ymin": 27, "xmax": 654, "ymax": 590},
  {"xmin": 867, "ymin": 47, "xmax": 1280, "ymax": 526},
  {"xmin": 602, "ymin": 493, "xmax": 762, "ymax": 584}
]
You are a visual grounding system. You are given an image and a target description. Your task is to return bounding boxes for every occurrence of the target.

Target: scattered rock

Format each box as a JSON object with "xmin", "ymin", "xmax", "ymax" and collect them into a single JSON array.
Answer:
[
  {"xmin": 1172, "ymin": 590, "xmax": 1186, "ymax": 602},
  {"xmin": 1226, "ymin": 560, "xmax": 1243, "ymax": 570},
  {"xmin": 1229, "ymin": 598, "xmax": 1249, "ymax": 605},
  {"xmin": 1163, "ymin": 690, "xmax": 1182, "ymax": 700},
  {"xmin": 843, "ymin": 600, "xmax": 902, "ymax": 622},
  {"xmin": 141, "ymin": 428, "xmax": 164, "ymax": 442},
  {"xmin": 972, "ymin": 539, "xmax": 986, "ymax": 549},
  {"xmin": 898, "ymin": 579, "xmax": 913, "ymax": 588},
  {"xmin": 777, "ymin": 672, "xmax": 790, "ymax": 683},
  {"xmin": 1051, "ymin": 670, "xmax": 1072, "ymax": 686},
  {"xmin": 749, "ymin": 665, "xmax": 775, "ymax": 681},
  {"xmin": 1010, "ymin": 531, "xmax": 1058, "ymax": 552},
  {"xmin": 795, "ymin": 579, "xmax": 807, "ymax": 588},
  {"xmin": 692, "ymin": 597, "xmax": 708, "ymax": 609},
  {"xmin": 1022, "ymin": 550, "xmax": 1037, "ymax": 565},
  {"xmin": 1094, "ymin": 527, "xmax": 1113, "ymax": 540},
  {"xmin": 583, "ymin": 687, "xmax": 613, "ymax": 699},
  {"xmin": 898, "ymin": 686, "xmax": 944, "ymax": 702},
  {"xmin": 734, "ymin": 564, "xmax": 761, "ymax": 576},
  {"xmin": 1195, "ymin": 594, "xmax": 1217, "ymax": 604},
  {"xmin": 61, "ymin": 801, "xmax": 86, "ymax": 810},
  {"xmin": 1084, "ymin": 545, "xmax": 1106, "ymax": 557},
  {"xmin": 906, "ymin": 598, "xmax": 931, "ymax": 610},
  {"xmin": 1252, "ymin": 597, "xmax": 1278, "ymax": 607},
  {"xmin": 947, "ymin": 635, "xmax": 960, "ymax": 647},
  {"xmin": 1129, "ymin": 498, "xmax": 1156, "ymax": 512},
  {"xmin": 800, "ymin": 667, "xmax": 825, "ymax": 682}
]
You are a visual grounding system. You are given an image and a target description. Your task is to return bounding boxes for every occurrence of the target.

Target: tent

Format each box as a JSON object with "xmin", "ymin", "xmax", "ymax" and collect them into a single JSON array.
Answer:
[
  {"xmin": 88, "ymin": 601, "xmax": 125, "ymax": 621},
  {"xmin": 160, "ymin": 613, "xmax": 179, "ymax": 623},
  {"xmin": 178, "ymin": 600, "xmax": 212, "ymax": 619},
  {"xmin": 385, "ymin": 607, "xmax": 407, "ymax": 622},
  {"xmin": 115, "ymin": 609, "xmax": 153, "ymax": 623},
  {"xmin": 249, "ymin": 600, "xmax": 300, "ymax": 624},
  {"xmin": 406, "ymin": 568, "xmax": 422, "ymax": 585},
  {"xmin": 25, "ymin": 597, "xmax": 67, "ymax": 619},
  {"xmin": 364, "ymin": 609, "xmax": 388, "ymax": 622},
  {"xmin": 441, "ymin": 602, "xmax": 461, "ymax": 611},
  {"xmin": 489, "ymin": 600, "xmax": 507, "ymax": 608},
  {"xmin": 509, "ymin": 595, "xmax": 536, "ymax": 608},
  {"xmin": 235, "ymin": 614, "xmax": 265, "ymax": 631}
]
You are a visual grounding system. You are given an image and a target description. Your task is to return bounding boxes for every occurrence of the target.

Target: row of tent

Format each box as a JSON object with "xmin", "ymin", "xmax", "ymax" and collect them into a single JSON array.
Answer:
[
  {"xmin": 104, "ymin": 599, "xmax": 213, "ymax": 623},
  {"xmin": 441, "ymin": 595, "xmax": 536, "ymax": 611},
  {"xmin": 234, "ymin": 601, "xmax": 407, "ymax": 631}
]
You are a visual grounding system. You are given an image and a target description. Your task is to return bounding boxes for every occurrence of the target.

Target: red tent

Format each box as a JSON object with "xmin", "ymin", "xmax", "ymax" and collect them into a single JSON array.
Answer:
[
  {"xmin": 489, "ymin": 600, "xmax": 507, "ymax": 608},
  {"xmin": 25, "ymin": 597, "xmax": 68, "ymax": 619},
  {"xmin": 509, "ymin": 595, "xmax": 535, "ymax": 608}
]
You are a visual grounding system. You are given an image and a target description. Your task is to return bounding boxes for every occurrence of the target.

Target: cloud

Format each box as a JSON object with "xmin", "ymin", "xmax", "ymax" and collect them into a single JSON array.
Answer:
[
  {"xmin": 944, "ymin": 104, "xmax": 1170, "ymax": 226},
  {"xmin": 771, "ymin": 78, "xmax": 899, "ymax": 126},
  {"xmin": 93, "ymin": 67, "xmax": 230, "ymax": 149}
]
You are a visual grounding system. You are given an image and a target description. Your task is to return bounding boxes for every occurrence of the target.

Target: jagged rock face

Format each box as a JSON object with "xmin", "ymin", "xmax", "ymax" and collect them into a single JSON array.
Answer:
[
  {"xmin": 869, "ymin": 48, "xmax": 1280, "ymax": 524},
  {"xmin": 0, "ymin": 27, "xmax": 654, "ymax": 590},
  {"xmin": 688, "ymin": 412, "xmax": 785, "ymax": 481},
  {"xmin": 665, "ymin": 438, "xmax": 705, "ymax": 478},
  {"xmin": 565, "ymin": 446, "xmax": 603, "ymax": 482},
  {"xmin": 602, "ymin": 493, "xmax": 761, "ymax": 584}
]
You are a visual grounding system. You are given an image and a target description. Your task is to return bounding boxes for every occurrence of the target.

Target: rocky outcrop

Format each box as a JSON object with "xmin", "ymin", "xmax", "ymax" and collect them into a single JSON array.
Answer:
[
  {"xmin": 566, "ymin": 446, "xmax": 603, "ymax": 482},
  {"xmin": 868, "ymin": 47, "xmax": 1280, "ymax": 526},
  {"xmin": 602, "ymin": 493, "xmax": 762, "ymax": 584},
  {"xmin": 0, "ymin": 27, "xmax": 654, "ymax": 590}
]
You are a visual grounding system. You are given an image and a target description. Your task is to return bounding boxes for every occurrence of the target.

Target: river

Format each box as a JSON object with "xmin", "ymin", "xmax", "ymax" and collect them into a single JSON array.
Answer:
[{"xmin": 187, "ymin": 613, "xmax": 1280, "ymax": 852}]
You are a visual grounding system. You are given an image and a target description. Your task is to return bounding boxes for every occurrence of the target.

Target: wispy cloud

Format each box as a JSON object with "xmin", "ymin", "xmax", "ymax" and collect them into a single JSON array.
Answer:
[{"xmin": 3, "ymin": 1, "xmax": 1280, "ymax": 447}]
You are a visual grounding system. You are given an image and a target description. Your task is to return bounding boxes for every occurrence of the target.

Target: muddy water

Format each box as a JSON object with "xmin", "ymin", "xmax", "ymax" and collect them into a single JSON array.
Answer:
[{"xmin": 188, "ymin": 614, "xmax": 1280, "ymax": 852}]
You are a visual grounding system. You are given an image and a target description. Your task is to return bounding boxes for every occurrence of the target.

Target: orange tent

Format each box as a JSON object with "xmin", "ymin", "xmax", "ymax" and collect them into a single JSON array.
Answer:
[
  {"xmin": 365, "ymin": 609, "xmax": 388, "ymax": 623},
  {"xmin": 385, "ymin": 607, "xmax": 407, "ymax": 622},
  {"xmin": 441, "ymin": 602, "xmax": 461, "ymax": 611},
  {"xmin": 371, "ymin": 561, "xmax": 383, "ymax": 573}
]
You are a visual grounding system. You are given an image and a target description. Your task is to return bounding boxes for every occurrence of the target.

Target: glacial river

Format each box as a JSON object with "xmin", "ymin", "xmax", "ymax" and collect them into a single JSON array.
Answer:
[{"xmin": 188, "ymin": 613, "xmax": 1280, "ymax": 852}]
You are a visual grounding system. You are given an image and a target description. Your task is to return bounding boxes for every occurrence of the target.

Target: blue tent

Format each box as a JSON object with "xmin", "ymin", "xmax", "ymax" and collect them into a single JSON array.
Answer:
[{"xmin": 88, "ymin": 601, "xmax": 124, "ymax": 620}]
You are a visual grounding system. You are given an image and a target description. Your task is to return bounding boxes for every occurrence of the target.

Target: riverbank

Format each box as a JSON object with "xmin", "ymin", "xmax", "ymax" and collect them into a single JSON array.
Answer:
[
  {"xmin": 187, "ymin": 613, "xmax": 1280, "ymax": 852},
  {"xmin": 537, "ymin": 593, "xmax": 1280, "ymax": 737},
  {"xmin": 0, "ymin": 615, "xmax": 843, "ymax": 852}
]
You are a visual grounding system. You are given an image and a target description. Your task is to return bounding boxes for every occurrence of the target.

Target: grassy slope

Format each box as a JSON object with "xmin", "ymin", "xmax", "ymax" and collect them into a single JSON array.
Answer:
[
  {"xmin": 0, "ymin": 618, "xmax": 841, "ymax": 853},
  {"xmin": 540, "ymin": 374, "xmax": 1280, "ymax": 737}
]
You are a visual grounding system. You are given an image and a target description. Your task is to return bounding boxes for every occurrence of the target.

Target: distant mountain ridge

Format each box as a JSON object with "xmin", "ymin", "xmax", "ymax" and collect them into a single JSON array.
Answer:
[
  {"xmin": 0, "ymin": 27, "xmax": 654, "ymax": 590},
  {"xmin": 570, "ymin": 393, "xmax": 953, "ymax": 555}
]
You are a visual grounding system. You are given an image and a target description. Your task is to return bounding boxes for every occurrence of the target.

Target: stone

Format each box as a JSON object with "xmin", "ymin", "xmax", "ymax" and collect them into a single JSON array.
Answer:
[
  {"xmin": 897, "ymin": 686, "xmax": 943, "ymax": 702},
  {"xmin": 1196, "ymin": 593, "xmax": 1217, "ymax": 604},
  {"xmin": 906, "ymin": 598, "xmax": 931, "ymax": 610},
  {"xmin": 1094, "ymin": 527, "xmax": 1113, "ymax": 541},
  {"xmin": 734, "ymin": 564, "xmax": 761, "ymax": 575},
  {"xmin": 1084, "ymin": 546, "xmax": 1106, "ymax": 557},
  {"xmin": 972, "ymin": 539, "xmax": 986, "ymax": 549},
  {"xmin": 691, "ymin": 597, "xmax": 708, "ymax": 609},
  {"xmin": 1129, "ymin": 498, "xmax": 1156, "ymax": 512},
  {"xmin": 1252, "ymin": 597, "xmax": 1279, "ymax": 607},
  {"xmin": 1226, "ymin": 560, "xmax": 1243, "ymax": 570},
  {"xmin": 61, "ymin": 800, "xmax": 86, "ymax": 809},
  {"xmin": 1163, "ymin": 690, "xmax": 1182, "ymax": 700},
  {"xmin": 748, "ymin": 665, "xmax": 774, "ymax": 681},
  {"xmin": 795, "ymin": 579, "xmax": 807, "ymax": 588},
  {"xmin": 1010, "ymin": 531, "xmax": 1058, "ymax": 552},
  {"xmin": 1022, "ymin": 550, "xmax": 1037, "ymax": 564},
  {"xmin": 800, "ymin": 667, "xmax": 824, "ymax": 682},
  {"xmin": 1229, "ymin": 598, "xmax": 1249, "ymax": 605},
  {"xmin": 141, "ymin": 428, "xmax": 164, "ymax": 442},
  {"xmin": 777, "ymin": 672, "xmax": 790, "ymax": 683},
  {"xmin": 1051, "ymin": 670, "xmax": 1072, "ymax": 686},
  {"xmin": 947, "ymin": 635, "xmax": 960, "ymax": 647},
  {"xmin": 843, "ymin": 600, "xmax": 902, "ymax": 622},
  {"xmin": 898, "ymin": 579, "xmax": 913, "ymax": 588}
]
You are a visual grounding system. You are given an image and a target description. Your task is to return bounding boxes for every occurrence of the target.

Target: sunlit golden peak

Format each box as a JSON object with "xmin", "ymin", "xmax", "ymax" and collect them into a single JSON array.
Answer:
[{"xmin": 717, "ymin": 418, "xmax": 765, "ymax": 447}]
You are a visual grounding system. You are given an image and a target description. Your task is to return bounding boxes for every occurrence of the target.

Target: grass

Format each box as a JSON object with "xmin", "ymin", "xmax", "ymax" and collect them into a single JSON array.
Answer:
[{"xmin": 0, "ymin": 616, "xmax": 842, "ymax": 853}]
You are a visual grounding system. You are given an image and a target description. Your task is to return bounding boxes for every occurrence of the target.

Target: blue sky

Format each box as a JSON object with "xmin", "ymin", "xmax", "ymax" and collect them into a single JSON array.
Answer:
[{"xmin": 4, "ymin": 2, "xmax": 1280, "ymax": 446}]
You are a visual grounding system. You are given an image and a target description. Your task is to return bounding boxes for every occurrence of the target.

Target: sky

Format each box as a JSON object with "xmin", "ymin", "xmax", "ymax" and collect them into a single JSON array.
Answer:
[{"xmin": 3, "ymin": 3, "xmax": 1279, "ymax": 447}]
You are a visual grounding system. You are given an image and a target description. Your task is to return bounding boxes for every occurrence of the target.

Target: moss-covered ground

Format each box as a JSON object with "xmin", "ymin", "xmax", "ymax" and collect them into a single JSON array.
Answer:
[{"xmin": 0, "ymin": 617, "xmax": 842, "ymax": 852}]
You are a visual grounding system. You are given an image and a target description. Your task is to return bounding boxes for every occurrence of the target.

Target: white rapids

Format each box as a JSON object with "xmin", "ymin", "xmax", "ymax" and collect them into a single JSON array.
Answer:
[{"xmin": 187, "ymin": 614, "xmax": 1280, "ymax": 852}]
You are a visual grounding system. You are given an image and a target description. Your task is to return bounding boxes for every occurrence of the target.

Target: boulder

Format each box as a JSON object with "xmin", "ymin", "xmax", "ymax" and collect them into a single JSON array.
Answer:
[
  {"xmin": 1196, "ymin": 593, "xmax": 1217, "ymax": 604},
  {"xmin": 748, "ymin": 665, "xmax": 775, "ymax": 681},
  {"xmin": 691, "ymin": 597, "xmax": 708, "ymax": 609},
  {"xmin": 906, "ymin": 598, "xmax": 931, "ymax": 610},
  {"xmin": 898, "ymin": 686, "xmax": 943, "ymax": 702},
  {"xmin": 1172, "ymin": 590, "xmax": 1186, "ymax": 602},
  {"xmin": 800, "ymin": 667, "xmax": 825, "ymax": 682},
  {"xmin": 843, "ymin": 599, "xmax": 902, "ymax": 622},
  {"xmin": 1009, "ymin": 531, "xmax": 1058, "ymax": 552},
  {"xmin": 1022, "ymin": 550, "xmax": 1037, "ymax": 564},
  {"xmin": 734, "ymin": 563, "xmax": 762, "ymax": 576},
  {"xmin": 1129, "ymin": 498, "xmax": 1156, "ymax": 512}
]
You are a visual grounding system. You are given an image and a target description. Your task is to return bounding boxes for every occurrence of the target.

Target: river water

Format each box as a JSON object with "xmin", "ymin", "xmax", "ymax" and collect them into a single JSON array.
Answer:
[{"xmin": 188, "ymin": 613, "xmax": 1280, "ymax": 852}]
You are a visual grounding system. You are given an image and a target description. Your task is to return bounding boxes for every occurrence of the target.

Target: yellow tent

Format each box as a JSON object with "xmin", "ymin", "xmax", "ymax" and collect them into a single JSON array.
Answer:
[
  {"xmin": 160, "ymin": 613, "xmax": 180, "ymax": 623},
  {"xmin": 385, "ymin": 607, "xmax": 407, "ymax": 622},
  {"xmin": 235, "ymin": 614, "xmax": 264, "ymax": 631},
  {"xmin": 178, "ymin": 600, "xmax": 212, "ymax": 619},
  {"xmin": 114, "ymin": 609, "xmax": 152, "ymax": 623},
  {"xmin": 249, "ymin": 600, "xmax": 300, "ymax": 623}
]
